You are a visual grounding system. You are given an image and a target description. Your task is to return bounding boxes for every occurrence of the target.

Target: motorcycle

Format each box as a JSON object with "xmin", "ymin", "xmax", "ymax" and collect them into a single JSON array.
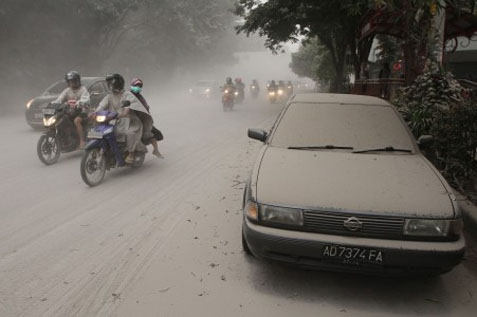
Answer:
[
  {"xmin": 268, "ymin": 88, "xmax": 278, "ymax": 104},
  {"xmin": 235, "ymin": 88, "xmax": 245, "ymax": 104},
  {"xmin": 222, "ymin": 88, "xmax": 235, "ymax": 111},
  {"xmin": 80, "ymin": 106, "xmax": 150, "ymax": 187},
  {"xmin": 250, "ymin": 85, "xmax": 259, "ymax": 99},
  {"xmin": 37, "ymin": 102, "xmax": 87, "ymax": 165}
]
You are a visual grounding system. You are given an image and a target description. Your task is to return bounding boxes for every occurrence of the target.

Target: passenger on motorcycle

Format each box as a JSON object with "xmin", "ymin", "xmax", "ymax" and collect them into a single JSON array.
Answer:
[
  {"xmin": 93, "ymin": 74, "xmax": 145, "ymax": 164},
  {"xmin": 54, "ymin": 71, "xmax": 90, "ymax": 149},
  {"xmin": 130, "ymin": 78, "xmax": 164, "ymax": 159}
]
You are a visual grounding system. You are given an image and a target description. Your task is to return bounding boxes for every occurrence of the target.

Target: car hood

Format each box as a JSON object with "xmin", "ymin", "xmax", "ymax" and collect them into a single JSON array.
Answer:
[
  {"xmin": 256, "ymin": 147, "xmax": 454, "ymax": 218},
  {"xmin": 30, "ymin": 95, "xmax": 57, "ymax": 110}
]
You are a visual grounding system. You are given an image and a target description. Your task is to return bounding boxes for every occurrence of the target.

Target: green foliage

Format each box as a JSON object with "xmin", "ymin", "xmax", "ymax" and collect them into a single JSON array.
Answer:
[
  {"xmin": 235, "ymin": 0, "xmax": 370, "ymax": 92},
  {"xmin": 290, "ymin": 38, "xmax": 345, "ymax": 90},
  {"xmin": 393, "ymin": 70, "xmax": 477, "ymax": 191}
]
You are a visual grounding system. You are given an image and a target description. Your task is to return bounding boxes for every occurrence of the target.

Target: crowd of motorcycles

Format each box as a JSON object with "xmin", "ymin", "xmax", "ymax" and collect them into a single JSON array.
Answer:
[
  {"xmin": 37, "ymin": 98, "xmax": 150, "ymax": 187},
  {"xmin": 221, "ymin": 79, "xmax": 294, "ymax": 111}
]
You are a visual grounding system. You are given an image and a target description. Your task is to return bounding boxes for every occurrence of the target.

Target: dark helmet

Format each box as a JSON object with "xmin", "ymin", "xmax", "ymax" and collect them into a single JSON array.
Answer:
[
  {"xmin": 271, "ymin": 80, "xmax": 276, "ymax": 85},
  {"xmin": 106, "ymin": 73, "xmax": 125, "ymax": 92},
  {"xmin": 65, "ymin": 71, "xmax": 81, "ymax": 88},
  {"xmin": 226, "ymin": 77, "xmax": 232, "ymax": 84}
]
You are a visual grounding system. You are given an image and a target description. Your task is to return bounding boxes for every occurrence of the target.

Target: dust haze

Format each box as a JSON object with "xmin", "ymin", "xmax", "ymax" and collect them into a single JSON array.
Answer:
[{"xmin": 0, "ymin": 0, "xmax": 298, "ymax": 114}]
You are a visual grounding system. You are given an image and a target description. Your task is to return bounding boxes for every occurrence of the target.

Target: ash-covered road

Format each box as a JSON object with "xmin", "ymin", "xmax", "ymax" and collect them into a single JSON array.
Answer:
[{"xmin": 1, "ymin": 94, "xmax": 477, "ymax": 317}]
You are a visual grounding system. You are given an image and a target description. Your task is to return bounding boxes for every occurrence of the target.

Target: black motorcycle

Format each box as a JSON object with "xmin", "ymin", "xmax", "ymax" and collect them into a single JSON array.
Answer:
[{"xmin": 37, "ymin": 102, "xmax": 87, "ymax": 165}]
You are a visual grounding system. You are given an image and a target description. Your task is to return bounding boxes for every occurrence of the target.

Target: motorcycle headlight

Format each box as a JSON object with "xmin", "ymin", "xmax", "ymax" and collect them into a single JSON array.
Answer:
[
  {"xmin": 189, "ymin": 89, "xmax": 193, "ymax": 93},
  {"xmin": 205, "ymin": 88, "xmax": 210, "ymax": 93},
  {"xmin": 278, "ymin": 89, "xmax": 283, "ymax": 95},
  {"xmin": 403, "ymin": 219, "xmax": 463, "ymax": 237},
  {"xmin": 234, "ymin": 91, "xmax": 239, "ymax": 96},
  {"xmin": 259, "ymin": 205, "xmax": 304, "ymax": 226},
  {"xmin": 96, "ymin": 115, "xmax": 107, "ymax": 123},
  {"xmin": 43, "ymin": 116, "xmax": 56, "ymax": 127},
  {"xmin": 26, "ymin": 99, "xmax": 34, "ymax": 110},
  {"xmin": 224, "ymin": 89, "xmax": 229, "ymax": 94},
  {"xmin": 269, "ymin": 91, "xmax": 276, "ymax": 96}
]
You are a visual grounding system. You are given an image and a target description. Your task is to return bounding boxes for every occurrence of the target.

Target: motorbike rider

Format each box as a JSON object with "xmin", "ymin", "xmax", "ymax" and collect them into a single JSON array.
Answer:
[
  {"xmin": 235, "ymin": 78, "xmax": 245, "ymax": 99},
  {"xmin": 268, "ymin": 80, "xmax": 278, "ymax": 92},
  {"xmin": 250, "ymin": 79, "xmax": 260, "ymax": 93},
  {"xmin": 130, "ymin": 78, "xmax": 164, "ymax": 159},
  {"xmin": 286, "ymin": 80, "xmax": 294, "ymax": 95},
  {"xmin": 54, "ymin": 71, "xmax": 90, "ymax": 149},
  {"xmin": 93, "ymin": 74, "xmax": 145, "ymax": 164},
  {"xmin": 223, "ymin": 77, "xmax": 236, "ymax": 93}
]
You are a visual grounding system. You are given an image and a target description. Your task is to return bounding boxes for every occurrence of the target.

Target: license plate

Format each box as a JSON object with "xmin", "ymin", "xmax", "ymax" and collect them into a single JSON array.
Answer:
[
  {"xmin": 88, "ymin": 131, "xmax": 104, "ymax": 139},
  {"xmin": 34, "ymin": 113, "xmax": 44, "ymax": 119},
  {"xmin": 322, "ymin": 245, "xmax": 383, "ymax": 265},
  {"xmin": 42, "ymin": 108, "xmax": 55, "ymax": 115}
]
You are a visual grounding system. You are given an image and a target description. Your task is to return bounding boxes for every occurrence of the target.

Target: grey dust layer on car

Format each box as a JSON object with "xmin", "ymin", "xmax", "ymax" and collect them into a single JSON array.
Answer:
[
  {"xmin": 25, "ymin": 77, "xmax": 109, "ymax": 129},
  {"xmin": 242, "ymin": 93, "xmax": 465, "ymax": 276}
]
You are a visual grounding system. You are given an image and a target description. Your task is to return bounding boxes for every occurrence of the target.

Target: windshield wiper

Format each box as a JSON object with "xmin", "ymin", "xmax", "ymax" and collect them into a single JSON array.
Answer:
[
  {"xmin": 288, "ymin": 145, "xmax": 354, "ymax": 150},
  {"xmin": 353, "ymin": 146, "xmax": 412, "ymax": 154}
]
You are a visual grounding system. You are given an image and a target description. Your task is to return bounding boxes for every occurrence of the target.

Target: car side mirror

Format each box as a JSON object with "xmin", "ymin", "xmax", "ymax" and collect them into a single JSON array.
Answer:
[
  {"xmin": 417, "ymin": 135, "xmax": 434, "ymax": 148},
  {"xmin": 248, "ymin": 128, "xmax": 267, "ymax": 142}
]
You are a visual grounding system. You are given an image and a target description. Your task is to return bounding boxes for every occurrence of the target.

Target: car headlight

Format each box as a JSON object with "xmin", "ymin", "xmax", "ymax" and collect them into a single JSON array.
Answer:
[
  {"xmin": 224, "ymin": 89, "xmax": 229, "ymax": 94},
  {"xmin": 278, "ymin": 89, "xmax": 283, "ymax": 95},
  {"xmin": 43, "ymin": 116, "xmax": 56, "ymax": 127},
  {"xmin": 269, "ymin": 91, "xmax": 275, "ymax": 96},
  {"xmin": 259, "ymin": 205, "xmax": 304, "ymax": 226},
  {"xmin": 403, "ymin": 219, "xmax": 463, "ymax": 237},
  {"xmin": 26, "ymin": 99, "xmax": 34, "ymax": 110},
  {"xmin": 234, "ymin": 91, "xmax": 239, "ymax": 96},
  {"xmin": 96, "ymin": 115, "xmax": 107, "ymax": 123},
  {"xmin": 205, "ymin": 88, "xmax": 210, "ymax": 93}
]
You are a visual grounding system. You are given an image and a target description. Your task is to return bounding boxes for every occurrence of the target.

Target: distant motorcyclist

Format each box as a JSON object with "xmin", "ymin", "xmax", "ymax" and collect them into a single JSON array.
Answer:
[
  {"xmin": 250, "ymin": 79, "xmax": 260, "ymax": 98},
  {"xmin": 54, "ymin": 71, "xmax": 90, "ymax": 149},
  {"xmin": 130, "ymin": 78, "xmax": 164, "ymax": 159},
  {"xmin": 268, "ymin": 80, "xmax": 278, "ymax": 92},
  {"xmin": 94, "ymin": 74, "xmax": 145, "ymax": 164},
  {"xmin": 286, "ymin": 80, "xmax": 294, "ymax": 96},
  {"xmin": 235, "ymin": 78, "xmax": 245, "ymax": 102},
  {"xmin": 223, "ymin": 77, "xmax": 236, "ymax": 93}
]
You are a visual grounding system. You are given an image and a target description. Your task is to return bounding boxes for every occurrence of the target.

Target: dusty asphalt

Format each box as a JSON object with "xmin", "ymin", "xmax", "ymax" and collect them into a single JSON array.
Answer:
[{"xmin": 1, "ymin": 93, "xmax": 477, "ymax": 316}]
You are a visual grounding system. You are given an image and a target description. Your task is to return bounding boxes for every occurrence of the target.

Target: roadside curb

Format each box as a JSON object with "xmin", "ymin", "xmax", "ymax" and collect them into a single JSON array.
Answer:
[{"xmin": 456, "ymin": 192, "xmax": 477, "ymax": 239}]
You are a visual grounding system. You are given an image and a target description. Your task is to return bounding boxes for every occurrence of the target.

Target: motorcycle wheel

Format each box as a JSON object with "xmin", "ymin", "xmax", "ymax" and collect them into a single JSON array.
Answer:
[
  {"xmin": 81, "ymin": 148, "xmax": 106, "ymax": 187},
  {"xmin": 37, "ymin": 134, "xmax": 60, "ymax": 165}
]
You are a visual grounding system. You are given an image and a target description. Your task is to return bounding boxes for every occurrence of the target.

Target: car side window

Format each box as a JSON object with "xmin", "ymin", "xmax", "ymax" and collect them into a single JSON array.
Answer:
[{"xmin": 90, "ymin": 82, "xmax": 106, "ymax": 94}]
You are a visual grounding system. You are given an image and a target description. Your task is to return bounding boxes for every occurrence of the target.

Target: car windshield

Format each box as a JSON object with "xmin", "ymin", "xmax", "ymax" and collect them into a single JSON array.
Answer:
[
  {"xmin": 270, "ymin": 102, "xmax": 415, "ymax": 152},
  {"xmin": 43, "ymin": 81, "xmax": 67, "ymax": 95}
]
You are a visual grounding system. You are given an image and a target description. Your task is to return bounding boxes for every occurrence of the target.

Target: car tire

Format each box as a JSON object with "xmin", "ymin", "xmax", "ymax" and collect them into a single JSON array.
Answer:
[{"xmin": 242, "ymin": 229, "xmax": 253, "ymax": 256}]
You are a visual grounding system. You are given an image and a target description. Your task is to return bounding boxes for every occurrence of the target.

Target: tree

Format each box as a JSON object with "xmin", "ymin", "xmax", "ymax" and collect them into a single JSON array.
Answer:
[
  {"xmin": 235, "ymin": 0, "xmax": 370, "ymax": 92},
  {"xmin": 289, "ymin": 38, "xmax": 336, "ymax": 89}
]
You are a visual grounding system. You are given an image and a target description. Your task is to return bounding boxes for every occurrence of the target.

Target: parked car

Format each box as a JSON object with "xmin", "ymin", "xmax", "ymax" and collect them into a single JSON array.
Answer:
[
  {"xmin": 188, "ymin": 80, "xmax": 219, "ymax": 99},
  {"xmin": 242, "ymin": 93, "xmax": 465, "ymax": 276},
  {"xmin": 25, "ymin": 77, "xmax": 109, "ymax": 129}
]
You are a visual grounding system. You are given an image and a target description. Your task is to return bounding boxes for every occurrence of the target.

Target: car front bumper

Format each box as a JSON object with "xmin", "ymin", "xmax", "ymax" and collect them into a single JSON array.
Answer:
[{"xmin": 243, "ymin": 217, "xmax": 465, "ymax": 275}]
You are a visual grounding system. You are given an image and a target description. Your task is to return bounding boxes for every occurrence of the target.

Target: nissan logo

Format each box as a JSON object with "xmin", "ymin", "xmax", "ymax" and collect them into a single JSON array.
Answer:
[{"xmin": 343, "ymin": 217, "xmax": 363, "ymax": 231}]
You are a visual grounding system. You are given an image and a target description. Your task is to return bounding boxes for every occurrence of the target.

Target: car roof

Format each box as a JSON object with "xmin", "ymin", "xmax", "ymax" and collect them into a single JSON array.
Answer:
[
  {"xmin": 290, "ymin": 93, "xmax": 391, "ymax": 107},
  {"xmin": 82, "ymin": 77, "xmax": 105, "ymax": 85}
]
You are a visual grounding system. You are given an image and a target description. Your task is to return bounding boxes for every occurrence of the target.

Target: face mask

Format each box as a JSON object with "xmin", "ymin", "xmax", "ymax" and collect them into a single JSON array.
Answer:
[{"xmin": 131, "ymin": 86, "xmax": 142, "ymax": 94}]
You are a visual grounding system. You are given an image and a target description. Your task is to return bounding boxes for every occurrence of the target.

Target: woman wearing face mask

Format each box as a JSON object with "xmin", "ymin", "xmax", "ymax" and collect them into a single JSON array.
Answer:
[{"xmin": 130, "ymin": 78, "xmax": 164, "ymax": 159}]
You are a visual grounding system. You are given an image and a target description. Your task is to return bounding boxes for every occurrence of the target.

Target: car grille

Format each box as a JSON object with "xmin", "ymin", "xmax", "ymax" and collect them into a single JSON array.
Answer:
[{"xmin": 303, "ymin": 210, "xmax": 404, "ymax": 239}]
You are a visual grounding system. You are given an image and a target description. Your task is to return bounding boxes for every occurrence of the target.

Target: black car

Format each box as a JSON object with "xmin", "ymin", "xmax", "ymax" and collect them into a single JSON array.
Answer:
[{"xmin": 25, "ymin": 77, "xmax": 109, "ymax": 129}]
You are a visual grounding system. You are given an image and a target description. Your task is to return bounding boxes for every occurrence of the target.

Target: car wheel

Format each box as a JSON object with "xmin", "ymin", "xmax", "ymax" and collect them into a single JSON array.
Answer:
[{"xmin": 242, "ymin": 229, "xmax": 253, "ymax": 256}]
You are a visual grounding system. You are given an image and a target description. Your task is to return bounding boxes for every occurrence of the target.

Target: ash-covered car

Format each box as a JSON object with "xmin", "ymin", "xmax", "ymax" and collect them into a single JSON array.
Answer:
[
  {"xmin": 242, "ymin": 93, "xmax": 465, "ymax": 276},
  {"xmin": 25, "ymin": 77, "xmax": 109, "ymax": 129},
  {"xmin": 188, "ymin": 80, "xmax": 219, "ymax": 99}
]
